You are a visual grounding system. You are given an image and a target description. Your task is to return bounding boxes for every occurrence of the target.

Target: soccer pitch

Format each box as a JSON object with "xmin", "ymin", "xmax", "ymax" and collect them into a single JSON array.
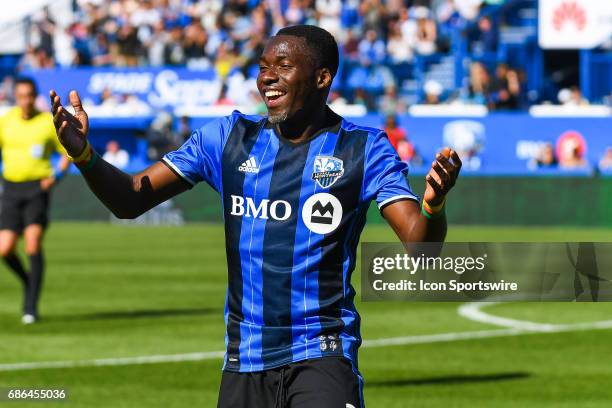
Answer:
[{"xmin": 1, "ymin": 223, "xmax": 611, "ymax": 407}]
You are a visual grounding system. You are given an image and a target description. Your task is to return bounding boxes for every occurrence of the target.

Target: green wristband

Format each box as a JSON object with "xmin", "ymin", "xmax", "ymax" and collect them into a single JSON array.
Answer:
[
  {"xmin": 421, "ymin": 203, "xmax": 445, "ymax": 220},
  {"xmin": 78, "ymin": 151, "xmax": 98, "ymax": 172}
]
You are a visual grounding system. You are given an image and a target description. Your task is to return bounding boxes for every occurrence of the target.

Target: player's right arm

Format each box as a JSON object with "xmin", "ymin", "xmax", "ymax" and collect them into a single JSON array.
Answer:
[{"xmin": 50, "ymin": 90, "xmax": 190, "ymax": 219}]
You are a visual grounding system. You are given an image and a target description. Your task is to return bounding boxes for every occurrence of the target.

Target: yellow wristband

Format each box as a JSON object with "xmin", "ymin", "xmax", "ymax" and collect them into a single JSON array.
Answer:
[
  {"xmin": 69, "ymin": 140, "xmax": 92, "ymax": 163},
  {"xmin": 422, "ymin": 197, "xmax": 446, "ymax": 215}
]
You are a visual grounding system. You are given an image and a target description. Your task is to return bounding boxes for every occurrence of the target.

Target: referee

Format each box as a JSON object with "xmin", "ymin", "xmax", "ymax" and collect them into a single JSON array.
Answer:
[{"xmin": 0, "ymin": 77, "xmax": 69, "ymax": 324}]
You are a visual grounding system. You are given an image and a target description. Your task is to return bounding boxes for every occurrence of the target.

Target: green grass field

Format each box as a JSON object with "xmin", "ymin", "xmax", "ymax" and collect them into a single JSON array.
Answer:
[{"xmin": 1, "ymin": 223, "xmax": 611, "ymax": 407}]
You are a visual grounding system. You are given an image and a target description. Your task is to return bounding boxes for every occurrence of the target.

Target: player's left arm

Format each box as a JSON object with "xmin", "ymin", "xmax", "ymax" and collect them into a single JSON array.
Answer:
[{"xmin": 382, "ymin": 149, "xmax": 461, "ymax": 242}]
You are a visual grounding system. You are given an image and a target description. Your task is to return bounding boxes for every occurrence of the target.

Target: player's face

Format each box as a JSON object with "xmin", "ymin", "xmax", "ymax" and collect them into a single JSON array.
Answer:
[
  {"xmin": 15, "ymin": 83, "xmax": 36, "ymax": 116},
  {"xmin": 257, "ymin": 36, "xmax": 319, "ymax": 124}
]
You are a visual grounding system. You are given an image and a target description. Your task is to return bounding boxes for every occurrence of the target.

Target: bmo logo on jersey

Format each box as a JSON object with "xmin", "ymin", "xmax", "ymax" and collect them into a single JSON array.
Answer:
[
  {"xmin": 302, "ymin": 193, "xmax": 343, "ymax": 234},
  {"xmin": 230, "ymin": 195, "xmax": 292, "ymax": 221}
]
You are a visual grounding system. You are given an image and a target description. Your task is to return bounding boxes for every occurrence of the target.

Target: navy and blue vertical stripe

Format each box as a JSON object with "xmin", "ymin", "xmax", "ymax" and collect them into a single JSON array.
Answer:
[
  {"xmin": 162, "ymin": 111, "xmax": 417, "ymax": 379},
  {"xmin": 318, "ymin": 128, "xmax": 368, "ymax": 354},
  {"xmin": 221, "ymin": 117, "xmax": 265, "ymax": 371}
]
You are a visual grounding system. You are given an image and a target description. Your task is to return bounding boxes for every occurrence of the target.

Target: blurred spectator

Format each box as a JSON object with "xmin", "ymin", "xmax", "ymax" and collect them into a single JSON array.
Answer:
[
  {"xmin": 177, "ymin": 116, "xmax": 192, "ymax": 143},
  {"xmin": 387, "ymin": 21, "xmax": 413, "ymax": 63},
  {"xmin": 183, "ymin": 21, "xmax": 209, "ymax": 68},
  {"xmin": 116, "ymin": 24, "xmax": 142, "ymax": 66},
  {"xmin": 352, "ymin": 88, "xmax": 375, "ymax": 112},
  {"xmin": 424, "ymin": 80, "xmax": 444, "ymax": 104},
  {"xmin": 358, "ymin": 30, "xmax": 386, "ymax": 65},
  {"xmin": 383, "ymin": 115, "xmax": 406, "ymax": 151},
  {"xmin": 454, "ymin": 0, "xmax": 484, "ymax": 21},
  {"xmin": 328, "ymin": 90, "xmax": 348, "ymax": 109},
  {"xmin": 215, "ymin": 84, "xmax": 235, "ymax": 106},
  {"xmin": 214, "ymin": 43, "xmax": 242, "ymax": 80},
  {"xmin": 568, "ymin": 86, "xmax": 589, "ymax": 106},
  {"xmin": 414, "ymin": 7, "xmax": 437, "ymax": 56},
  {"xmin": 557, "ymin": 86, "xmax": 589, "ymax": 106},
  {"xmin": 599, "ymin": 147, "xmax": 612, "ymax": 171},
  {"xmin": 343, "ymin": 29, "xmax": 360, "ymax": 60},
  {"xmin": 316, "ymin": 0, "xmax": 343, "ymax": 40},
  {"xmin": 285, "ymin": 0, "xmax": 308, "ymax": 25},
  {"xmin": 378, "ymin": 86, "xmax": 407, "ymax": 115},
  {"xmin": 491, "ymin": 64, "xmax": 521, "ymax": 110},
  {"xmin": 147, "ymin": 111, "xmax": 179, "ymax": 161},
  {"xmin": 102, "ymin": 140, "xmax": 130, "ymax": 170},
  {"xmin": 163, "ymin": 25, "xmax": 186, "ymax": 66},
  {"xmin": 384, "ymin": 114, "xmax": 422, "ymax": 166},
  {"xmin": 467, "ymin": 61, "xmax": 491, "ymax": 105},
  {"xmin": 91, "ymin": 33, "xmax": 114, "ymax": 67},
  {"xmin": 530, "ymin": 143, "xmax": 558, "ymax": 169},
  {"xmin": 32, "ymin": 7, "xmax": 56, "ymax": 59},
  {"xmin": 0, "ymin": 76, "xmax": 15, "ymax": 106},
  {"xmin": 359, "ymin": 0, "xmax": 386, "ymax": 33},
  {"xmin": 18, "ymin": 46, "xmax": 54, "ymax": 70},
  {"xmin": 99, "ymin": 87, "xmax": 116, "ymax": 105},
  {"xmin": 248, "ymin": 90, "xmax": 268, "ymax": 115},
  {"xmin": 397, "ymin": 139, "xmax": 422, "ymax": 166},
  {"xmin": 435, "ymin": 0, "xmax": 458, "ymax": 25},
  {"xmin": 473, "ymin": 15, "xmax": 497, "ymax": 54}
]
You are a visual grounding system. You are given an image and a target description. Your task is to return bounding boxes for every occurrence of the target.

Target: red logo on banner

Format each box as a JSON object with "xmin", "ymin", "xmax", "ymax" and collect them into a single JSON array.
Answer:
[
  {"xmin": 556, "ymin": 130, "xmax": 587, "ymax": 162},
  {"xmin": 553, "ymin": 1, "xmax": 587, "ymax": 31}
]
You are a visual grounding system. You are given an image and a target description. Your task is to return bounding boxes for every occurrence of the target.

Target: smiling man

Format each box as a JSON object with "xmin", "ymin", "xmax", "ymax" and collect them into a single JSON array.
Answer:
[{"xmin": 50, "ymin": 25, "xmax": 460, "ymax": 408}]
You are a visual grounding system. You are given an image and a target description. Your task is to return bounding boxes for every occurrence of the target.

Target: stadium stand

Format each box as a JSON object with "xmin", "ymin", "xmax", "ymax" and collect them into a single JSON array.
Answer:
[{"xmin": 0, "ymin": 0, "xmax": 610, "ymax": 175}]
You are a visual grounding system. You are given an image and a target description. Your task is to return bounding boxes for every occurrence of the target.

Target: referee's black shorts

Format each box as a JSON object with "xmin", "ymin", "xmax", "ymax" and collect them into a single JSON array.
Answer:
[
  {"xmin": 0, "ymin": 180, "xmax": 50, "ymax": 232},
  {"xmin": 218, "ymin": 357, "xmax": 364, "ymax": 408}
]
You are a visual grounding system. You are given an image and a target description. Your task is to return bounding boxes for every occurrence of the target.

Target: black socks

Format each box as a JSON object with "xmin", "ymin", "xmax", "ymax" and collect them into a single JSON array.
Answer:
[{"xmin": 24, "ymin": 253, "xmax": 44, "ymax": 317}]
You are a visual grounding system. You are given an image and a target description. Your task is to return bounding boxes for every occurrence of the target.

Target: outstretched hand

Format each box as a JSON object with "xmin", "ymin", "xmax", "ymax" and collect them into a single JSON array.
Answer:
[
  {"xmin": 50, "ymin": 90, "xmax": 89, "ymax": 157},
  {"xmin": 423, "ymin": 147, "xmax": 461, "ymax": 206}
]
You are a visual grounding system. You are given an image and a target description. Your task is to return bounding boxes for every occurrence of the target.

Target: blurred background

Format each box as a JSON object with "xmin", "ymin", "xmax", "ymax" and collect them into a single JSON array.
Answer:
[
  {"xmin": 0, "ymin": 0, "xmax": 611, "ymax": 225},
  {"xmin": 0, "ymin": 2, "xmax": 611, "ymax": 407}
]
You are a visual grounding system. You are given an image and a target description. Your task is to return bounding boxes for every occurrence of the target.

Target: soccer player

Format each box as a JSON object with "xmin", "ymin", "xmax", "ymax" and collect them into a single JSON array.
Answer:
[
  {"xmin": 0, "ymin": 77, "xmax": 70, "ymax": 324},
  {"xmin": 50, "ymin": 26, "xmax": 460, "ymax": 408}
]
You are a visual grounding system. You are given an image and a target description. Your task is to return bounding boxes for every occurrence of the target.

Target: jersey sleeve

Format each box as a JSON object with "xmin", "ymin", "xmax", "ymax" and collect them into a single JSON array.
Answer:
[
  {"xmin": 361, "ymin": 131, "xmax": 419, "ymax": 211},
  {"xmin": 162, "ymin": 115, "xmax": 234, "ymax": 192}
]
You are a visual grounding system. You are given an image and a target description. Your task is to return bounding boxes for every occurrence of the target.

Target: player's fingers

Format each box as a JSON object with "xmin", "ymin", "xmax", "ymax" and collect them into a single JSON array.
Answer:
[
  {"xmin": 450, "ymin": 150, "xmax": 462, "ymax": 174},
  {"xmin": 58, "ymin": 121, "xmax": 68, "ymax": 138},
  {"xmin": 50, "ymin": 94, "xmax": 61, "ymax": 115},
  {"xmin": 427, "ymin": 165, "xmax": 442, "ymax": 185},
  {"xmin": 432, "ymin": 161, "xmax": 450, "ymax": 184},
  {"xmin": 69, "ymin": 90, "xmax": 84, "ymax": 113},
  {"xmin": 426, "ymin": 174, "xmax": 444, "ymax": 196},
  {"xmin": 436, "ymin": 154, "xmax": 455, "ymax": 175},
  {"xmin": 49, "ymin": 90, "xmax": 57, "ymax": 110},
  {"xmin": 53, "ymin": 106, "xmax": 64, "ymax": 129}
]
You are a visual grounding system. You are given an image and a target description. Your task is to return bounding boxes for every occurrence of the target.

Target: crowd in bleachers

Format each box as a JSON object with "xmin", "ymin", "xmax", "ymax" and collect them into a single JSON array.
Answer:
[
  {"xmin": 9, "ymin": 0, "xmax": 536, "ymax": 110},
  {"xmin": 24, "ymin": 0, "xmax": 498, "ymax": 69}
]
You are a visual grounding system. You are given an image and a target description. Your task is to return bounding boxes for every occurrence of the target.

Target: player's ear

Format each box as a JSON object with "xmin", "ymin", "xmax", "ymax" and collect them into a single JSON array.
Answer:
[{"xmin": 316, "ymin": 68, "xmax": 332, "ymax": 90}]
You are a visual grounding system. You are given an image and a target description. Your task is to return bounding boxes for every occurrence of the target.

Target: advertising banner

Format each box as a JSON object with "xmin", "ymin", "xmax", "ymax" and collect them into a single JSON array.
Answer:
[
  {"xmin": 539, "ymin": 0, "xmax": 612, "ymax": 49},
  {"xmin": 26, "ymin": 68, "xmax": 221, "ymax": 108}
]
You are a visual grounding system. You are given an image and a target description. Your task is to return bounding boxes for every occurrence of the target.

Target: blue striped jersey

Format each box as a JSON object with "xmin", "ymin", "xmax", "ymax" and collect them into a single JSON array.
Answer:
[{"xmin": 162, "ymin": 110, "xmax": 418, "ymax": 373}]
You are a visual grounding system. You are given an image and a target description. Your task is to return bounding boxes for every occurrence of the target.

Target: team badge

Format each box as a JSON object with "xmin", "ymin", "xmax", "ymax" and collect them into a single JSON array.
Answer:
[{"xmin": 312, "ymin": 156, "xmax": 344, "ymax": 189}]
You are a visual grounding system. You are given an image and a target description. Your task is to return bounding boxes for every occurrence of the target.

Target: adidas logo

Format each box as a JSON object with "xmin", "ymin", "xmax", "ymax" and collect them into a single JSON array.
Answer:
[{"xmin": 238, "ymin": 157, "xmax": 259, "ymax": 173}]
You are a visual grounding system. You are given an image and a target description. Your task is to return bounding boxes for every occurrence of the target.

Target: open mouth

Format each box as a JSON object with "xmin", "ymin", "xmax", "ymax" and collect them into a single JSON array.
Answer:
[{"xmin": 264, "ymin": 89, "xmax": 287, "ymax": 107}]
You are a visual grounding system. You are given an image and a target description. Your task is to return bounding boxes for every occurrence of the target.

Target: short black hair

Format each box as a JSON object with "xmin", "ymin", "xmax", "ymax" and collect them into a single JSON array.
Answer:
[
  {"xmin": 276, "ymin": 25, "xmax": 339, "ymax": 79},
  {"xmin": 15, "ymin": 77, "xmax": 38, "ymax": 96}
]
